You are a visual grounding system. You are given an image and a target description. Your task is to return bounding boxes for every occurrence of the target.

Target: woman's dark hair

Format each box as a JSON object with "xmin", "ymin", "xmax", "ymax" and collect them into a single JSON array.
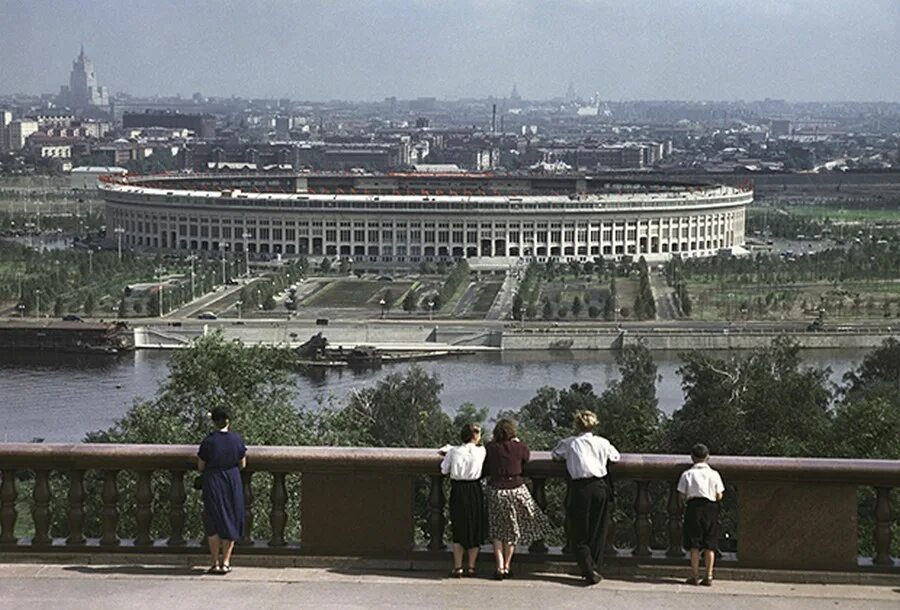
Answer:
[
  {"xmin": 492, "ymin": 418, "xmax": 517, "ymax": 443},
  {"xmin": 210, "ymin": 407, "xmax": 230, "ymax": 428},
  {"xmin": 460, "ymin": 423, "xmax": 481, "ymax": 443}
]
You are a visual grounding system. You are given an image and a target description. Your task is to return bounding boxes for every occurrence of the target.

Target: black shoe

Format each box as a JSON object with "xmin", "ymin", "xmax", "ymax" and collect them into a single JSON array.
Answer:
[
  {"xmin": 504, "ymin": 570, "xmax": 513, "ymax": 579},
  {"xmin": 494, "ymin": 570, "xmax": 505, "ymax": 581},
  {"xmin": 585, "ymin": 570, "xmax": 602, "ymax": 585}
]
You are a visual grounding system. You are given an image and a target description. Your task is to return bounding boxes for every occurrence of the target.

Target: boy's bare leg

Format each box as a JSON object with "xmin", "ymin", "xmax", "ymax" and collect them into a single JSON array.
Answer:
[
  {"xmin": 689, "ymin": 548, "xmax": 700, "ymax": 581},
  {"xmin": 703, "ymin": 549, "xmax": 715, "ymax": 580}
]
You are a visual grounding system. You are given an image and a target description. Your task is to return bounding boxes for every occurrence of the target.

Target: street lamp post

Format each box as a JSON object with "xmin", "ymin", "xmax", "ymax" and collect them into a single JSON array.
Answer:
[
  {"xmin": 221, "ymin": 244, "xmax": 229, "ymax": 284},
  {"xmin": 427, "ymin": 299, "xmax": 435, "ymax": 321},
  {"xmin": 114, "ymin": 226, "xmax": 125, "ymax": 261},
  {"xmin": 242, "ymin": 232, "xmax": 251, "ymax": 277},
  {"xmin": 187, "ymin": 254, "xmax": 196, "ymax": 301},
  {"xmin": 156, "ymin": 267, "xmax": 166, "ymax": 317},
  {"xmin": 87, "ymin": 249, "xmax": 93, "ymax": 275},
  {"xmin": 35, "ymin": 289, "xmax": 41, "ymax": 319},
  {"xmin": 379, "ymin": 297, "xmax": 386, "ymax": 319},
  {"xmin": 236, "ymin": 300, "xmax": 243, "ymax": 320}
]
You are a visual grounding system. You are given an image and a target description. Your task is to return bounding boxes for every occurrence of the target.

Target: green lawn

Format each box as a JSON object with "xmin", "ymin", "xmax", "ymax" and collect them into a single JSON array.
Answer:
[
  {"xmin": 781, "ymin": 205, "xmax": 900, "ymax": 222},
  {"xmin": 469, "ymin": 281, "xmax": 502, "ymax": 314},
  {"xmin": 688, "ymin": 279, "xmax": 900, "ymax": 321},
  {"xmin": 304, "ymin": 279, "xmax": 413, "ymax": 309}
]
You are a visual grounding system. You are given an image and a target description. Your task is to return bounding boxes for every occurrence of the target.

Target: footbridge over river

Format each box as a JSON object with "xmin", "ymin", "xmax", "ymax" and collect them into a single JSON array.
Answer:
[{"xmin": 0, "ymin": 445, "xmax": 897, "ymax": 608}]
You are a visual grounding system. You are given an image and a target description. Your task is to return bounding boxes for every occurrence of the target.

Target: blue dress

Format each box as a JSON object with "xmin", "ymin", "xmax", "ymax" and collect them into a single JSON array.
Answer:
[{"xmin": 198, "ymin": 430, "xmax": 246, "ymax": 540}]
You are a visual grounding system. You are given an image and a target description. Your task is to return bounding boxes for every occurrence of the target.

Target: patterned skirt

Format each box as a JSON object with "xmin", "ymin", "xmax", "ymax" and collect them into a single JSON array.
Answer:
[{"xmin": 486, "ymin": 484, "xmax": 551, "ymax": 545}]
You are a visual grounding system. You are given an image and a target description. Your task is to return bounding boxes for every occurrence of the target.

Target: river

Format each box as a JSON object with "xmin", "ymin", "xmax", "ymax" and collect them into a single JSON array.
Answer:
[{"xmin": 0, "ymin": 348, "xmax": 869, "ymax": 443}]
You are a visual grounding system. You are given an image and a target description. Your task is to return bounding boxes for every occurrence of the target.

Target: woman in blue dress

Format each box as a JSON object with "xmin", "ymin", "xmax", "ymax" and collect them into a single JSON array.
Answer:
[{"xmin": 197, "ymin": 407, "xmax": 247, "ymax": 574}]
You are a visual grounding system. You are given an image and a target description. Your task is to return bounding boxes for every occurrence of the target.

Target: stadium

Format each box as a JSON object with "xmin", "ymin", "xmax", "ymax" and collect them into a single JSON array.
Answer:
[{"xmin": 99, "ymin": 172, "xmax": 752, "ymax": 265}]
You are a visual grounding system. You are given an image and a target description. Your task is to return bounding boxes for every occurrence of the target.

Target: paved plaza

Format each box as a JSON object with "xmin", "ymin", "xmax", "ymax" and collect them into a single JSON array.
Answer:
[{"xmin": 1, "ymin": 563, "xmax": 898, "ymax": 609}]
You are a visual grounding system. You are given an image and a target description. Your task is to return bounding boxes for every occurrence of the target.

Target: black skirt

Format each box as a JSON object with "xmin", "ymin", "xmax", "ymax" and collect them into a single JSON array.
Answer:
[
  {"xmin": 449, "ymin": 479, "xmax": 488, "ymax": 549},
  {"xmin": 683, "ymin": 498, "xmax": 720, "ymax": 551}
]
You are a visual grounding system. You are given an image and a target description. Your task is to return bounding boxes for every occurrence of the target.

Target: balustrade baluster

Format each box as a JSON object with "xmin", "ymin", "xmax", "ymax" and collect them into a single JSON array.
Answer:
[
  {"xmin": 427, "ymin": 475, "xmax": 445, "ymax": 551},
  {"xmin": 31, "ymin": 470, "xmax": 51, "ymax": 546},
  {"xmin": 873, "ymin": 487, "xmax": 893, "ymax": 566},
  {"xmin": 135, "ymin": 471, "xmax": 153, "ymax": 547},
  {"xmin": 666, "ymin": 481, "xmax": 685, "ymax": 557},
  {"xmin": 238, "ymin": 471, "xmax": 254, "ymax": 546},
  {"xmin": 0, "ymin": 469, "xmax": 18, "ymax": 545},
  {"xmin": 528, "ymin": 477, "xmax": 548, "ymax": 554},
  {"xmin": 100, "ymin": 470, "xmax": 120, "ymax": 546},
  {"xmin": 66, "ymin": 470, "xmax": 86, "ymax": 545},
  {"xmin": 167, "ymin": 470, "xmax": 186, "ymax": 546},
  {"xmin": 268, "ymin": 472, "xmax": 287, "ymax": 547},
  {"xmin": 632, "ymin": 480, "xmax": 652, "ymax": 556}
]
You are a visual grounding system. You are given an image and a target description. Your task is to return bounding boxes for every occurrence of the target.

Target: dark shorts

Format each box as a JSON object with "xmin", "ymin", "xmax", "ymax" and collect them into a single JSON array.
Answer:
[{"xmin": 683, "ymin": 498, "xmax": 719, "ymax": 551}]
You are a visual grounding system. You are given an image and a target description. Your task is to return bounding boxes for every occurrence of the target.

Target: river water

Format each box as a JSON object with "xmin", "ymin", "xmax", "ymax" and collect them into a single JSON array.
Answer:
[{"xmin": 0, "ymin": 348, "xmax": 868, "ymax": 443}]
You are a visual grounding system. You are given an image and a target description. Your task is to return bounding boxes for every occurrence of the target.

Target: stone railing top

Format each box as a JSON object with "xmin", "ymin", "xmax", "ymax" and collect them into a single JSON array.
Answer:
[{"xmin": 1, "ymin": 443, "xmax": 899, "ymax": 486}]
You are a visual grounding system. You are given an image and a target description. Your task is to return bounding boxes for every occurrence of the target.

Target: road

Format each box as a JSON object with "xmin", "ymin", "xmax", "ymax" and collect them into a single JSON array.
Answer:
[{"xmin": 650, "ymin": 273, "xmax": 680, "ymax": 320}]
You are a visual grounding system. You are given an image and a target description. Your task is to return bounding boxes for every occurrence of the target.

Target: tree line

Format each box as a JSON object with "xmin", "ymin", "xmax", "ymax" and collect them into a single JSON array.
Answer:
[{"xmin": 17, "ymin": 333, "xmax": 899, "ymax": 554}]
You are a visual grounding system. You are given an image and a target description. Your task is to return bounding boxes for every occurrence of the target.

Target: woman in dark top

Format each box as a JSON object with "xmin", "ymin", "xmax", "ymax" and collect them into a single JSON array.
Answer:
[
  {"xmin": 197, "ymin": 407, "xmax": 247, "ymax": 574},
  {"xmin": 484, "ymin": 418, "xmax": 550, "ymax": 580}
]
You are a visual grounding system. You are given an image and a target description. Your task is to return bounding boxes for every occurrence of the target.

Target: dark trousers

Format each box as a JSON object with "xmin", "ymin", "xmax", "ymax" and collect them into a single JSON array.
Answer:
[{"xmin": 567, "ymin": 477, "xmax": 611, "ymax": 577}]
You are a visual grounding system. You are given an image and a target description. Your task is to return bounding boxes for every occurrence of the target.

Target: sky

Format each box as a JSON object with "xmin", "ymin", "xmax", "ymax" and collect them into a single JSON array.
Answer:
[{"xmin": 1, "ymin": 0, "xmax": 898, "ymax": 102}]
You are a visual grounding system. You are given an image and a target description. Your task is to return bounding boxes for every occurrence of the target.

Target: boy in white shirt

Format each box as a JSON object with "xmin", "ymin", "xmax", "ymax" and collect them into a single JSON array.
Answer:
[{"xmin": 677, "ymin": 443, "xmax": 725, "ymax": 586}]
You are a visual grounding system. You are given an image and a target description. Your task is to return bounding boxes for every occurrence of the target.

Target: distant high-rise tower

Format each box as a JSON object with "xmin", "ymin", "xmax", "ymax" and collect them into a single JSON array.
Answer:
[
  {"xmin": 565, "ymin": 82, "xmax": 577, "ymax": 102},
  {"xmin": 509, "ymin": 83, "xmax": 522, "ymax": 103},
  {"xmin": 59, "ymin": 46, "xmax": 109, "ymax": 109}
]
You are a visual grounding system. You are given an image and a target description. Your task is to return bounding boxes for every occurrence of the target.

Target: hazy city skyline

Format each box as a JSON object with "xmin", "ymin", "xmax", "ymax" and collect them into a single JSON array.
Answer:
[{"xmin": 1, "ymin": 0, "xmax": 899, "ymax": 102}]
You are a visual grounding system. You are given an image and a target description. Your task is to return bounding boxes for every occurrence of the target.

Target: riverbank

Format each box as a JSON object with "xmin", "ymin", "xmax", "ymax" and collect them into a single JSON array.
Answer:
[{"xmin": 133, "ymin": 319, "xmax": 896, "ymax": 351}]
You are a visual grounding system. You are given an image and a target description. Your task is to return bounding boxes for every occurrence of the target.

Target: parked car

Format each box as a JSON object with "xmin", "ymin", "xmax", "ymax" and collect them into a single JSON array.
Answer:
[
  {"xmin": 62, "ymin": 315, "xmax": 84, "ymax": 322},
  {"xmin": 198, "ymin": 312, "xmax": 218, "ymax": 320}
]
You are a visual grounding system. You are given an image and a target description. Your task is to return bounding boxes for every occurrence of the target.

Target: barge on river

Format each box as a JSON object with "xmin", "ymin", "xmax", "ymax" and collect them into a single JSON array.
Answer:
[{"xmin": 0, "ymin": 320, "xmax": 134, "ymax": 354}]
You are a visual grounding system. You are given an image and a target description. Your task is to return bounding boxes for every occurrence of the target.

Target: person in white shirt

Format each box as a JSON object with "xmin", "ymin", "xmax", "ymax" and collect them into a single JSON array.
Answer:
[
  {"xmin": 439, "ymin": 423, "xmax": 488, "ymax": 578},
  {"xmin": 551, "ymin": 410, "xmax": 620, "ymax": 585},
  {"xmin": 677, "ymin": 443, "xmax": 725, "ymax": 586}
]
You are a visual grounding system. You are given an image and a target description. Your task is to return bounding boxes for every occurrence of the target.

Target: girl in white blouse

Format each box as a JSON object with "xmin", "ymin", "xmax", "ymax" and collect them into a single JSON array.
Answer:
[{"xmin": 440, "ymin": 423, "xmax": 488, "ymax": 577}]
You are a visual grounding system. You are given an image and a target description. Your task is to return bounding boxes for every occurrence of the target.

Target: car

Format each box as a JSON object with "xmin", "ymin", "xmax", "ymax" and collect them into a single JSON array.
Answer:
[
  {"xmin": 198, "ymin": 312, "xmax": 218, "ymax": 320},
  {"xmin": 62, "ymin": 315, "xmax": 84, "ymax": 322}
]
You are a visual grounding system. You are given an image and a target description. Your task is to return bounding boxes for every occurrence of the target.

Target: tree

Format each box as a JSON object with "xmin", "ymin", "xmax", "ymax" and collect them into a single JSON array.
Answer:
[
  {"xmin": 571, "ymin": 296, "xmax": 583, "ymax": 317},
  {"xmin": 330, "ymin": 366, "xmax": 452, "ymax": 448},
  {"xmin": 117, "ymin": 296, "xmax": 127, "ymax": 318},
  {"xmin": 263, "ymin": 293, "xmax": 277, "ymax": 310},
  {"xmin": 53, "ymin": 297, "xmax": 64, "ymax": 317},
  {"xmin": 542, "ymin": 300, "xmax": 554, "ymax": 320},
  {"xmin": 319, "ymin": 257, "xmax": 331, "ymax": 274},
  {"xmin": 666, "ymin": 337, "xmax": 832, "ymax": 456},
  {"xmin": 594, "ymin": 343, "xmax": 662, "ymax": 452},
  {"xmin": 83, "ymin": 291, "xmax": 96, "ymax": 316},
  {"xmin": 132, "ymin": 300, "xmax": 143, "ymax": 315},
  {"xmin": 511, "ymin": 293, "xmax": 524, "ymax": 320},
  {"xmin": 588, "ymin": 304, "xmax": 600, "ymax": 318},
  {"xmin": 402, "ymin": 289, "xmax": 417, "ymax": 313},
  {"xmin": 339, "ymin": 257, "xmax": 351, "ymax": 275},
  {"xmin": 603, "ymin": 275, "xmax": 617, "ymax": 320},
  {"xmin": 91, "ymin": 332, "xmax": 305, "ymax": 445}
]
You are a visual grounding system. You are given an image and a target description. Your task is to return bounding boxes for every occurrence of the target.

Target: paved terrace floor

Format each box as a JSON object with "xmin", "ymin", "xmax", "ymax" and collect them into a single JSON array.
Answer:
[{"xmin": 2, "ymin": 563, "xmax": 898, "ymax": 609}]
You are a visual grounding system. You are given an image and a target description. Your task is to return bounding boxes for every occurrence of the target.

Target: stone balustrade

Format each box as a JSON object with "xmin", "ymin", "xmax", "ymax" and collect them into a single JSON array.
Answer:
[{"xmin": 0, "ymin": 443, "xmax": 897, "ymax": 572}]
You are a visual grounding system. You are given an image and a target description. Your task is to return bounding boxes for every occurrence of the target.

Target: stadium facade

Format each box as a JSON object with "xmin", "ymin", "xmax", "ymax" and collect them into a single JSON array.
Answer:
[{"xmin": 99, "ymin": 172, "xmax": 752, "ymax": 264}]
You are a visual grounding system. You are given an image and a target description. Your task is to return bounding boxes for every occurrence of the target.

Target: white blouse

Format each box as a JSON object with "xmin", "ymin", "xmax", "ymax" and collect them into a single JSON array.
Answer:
[
  {"xmin": 440, "ymin": 443, "xmax": 487, "ymax": 481},
  {"xmin": 551, "ymin": 432, "xmax": 620, "ymax": 479}
]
